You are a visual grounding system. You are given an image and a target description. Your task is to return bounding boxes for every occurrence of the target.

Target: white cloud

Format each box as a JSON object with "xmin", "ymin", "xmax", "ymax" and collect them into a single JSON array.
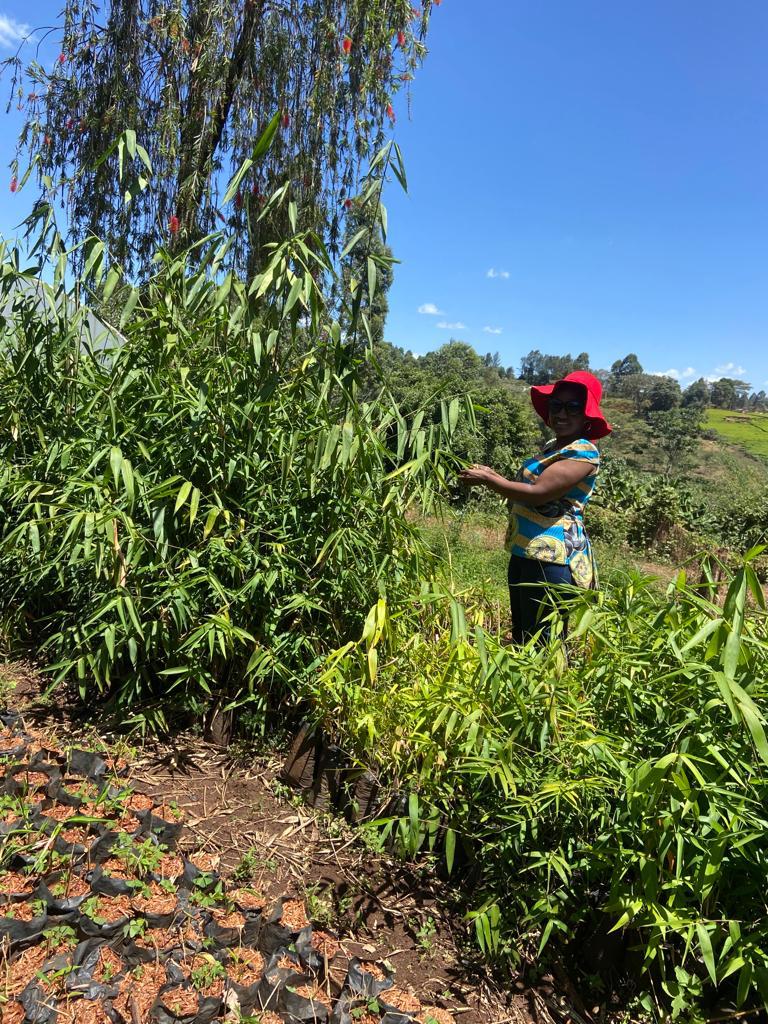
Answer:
[
  {"xmin": 483, "ymin": 326, "xmax": 503, "ymax": 335},
  {"xmin": 703, "ymin": 362, "xmax": 749, "ymax": 382},
  {"xmin": 486, "ymin": 268, "xmax": 510, "ymax": 279},
  {"xmin": 652, "ymin": 367, "xmax": 696, "ymax": 381},
  {"xmin": 713, "ymin": 361, "xmax": 746, "ymax": 378},
  {"xmin": 417, "ymin": 302, "xmax": 444, "ymax": 316},
  {"xmin": 437, "ymin": 321, "xmax": 465, "ymax": 330},
  {"xmin": 0, "ymin": 14, "xmax": 29, "ymax": 47}
]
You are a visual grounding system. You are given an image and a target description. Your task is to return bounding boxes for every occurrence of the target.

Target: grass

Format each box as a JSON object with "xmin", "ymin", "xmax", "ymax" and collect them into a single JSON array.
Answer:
[
  {"xmin": 420, "ymin": 509, "xmax": 510, "ymax": 617},
  {"xmin": 705, "ymin": 408, "xmax": 768, "ymax": 460}
]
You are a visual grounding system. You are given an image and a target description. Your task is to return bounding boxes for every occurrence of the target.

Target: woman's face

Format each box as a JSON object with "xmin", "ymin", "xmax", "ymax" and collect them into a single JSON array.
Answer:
[{"xmin": 548, "ymin": 384, "xmax": 588, "ymax": 438}]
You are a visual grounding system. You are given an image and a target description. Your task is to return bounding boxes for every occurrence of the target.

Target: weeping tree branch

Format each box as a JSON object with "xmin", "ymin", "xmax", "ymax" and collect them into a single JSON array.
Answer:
[{"xmin": 4, "ymin": 0, "xmax": 438, "ymax": 276}]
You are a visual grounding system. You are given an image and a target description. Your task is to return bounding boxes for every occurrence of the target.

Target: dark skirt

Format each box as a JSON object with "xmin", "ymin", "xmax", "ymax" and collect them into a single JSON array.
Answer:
[{"xmin": 508, "ymin": 553, "xmax": 574, "ymax": 644}]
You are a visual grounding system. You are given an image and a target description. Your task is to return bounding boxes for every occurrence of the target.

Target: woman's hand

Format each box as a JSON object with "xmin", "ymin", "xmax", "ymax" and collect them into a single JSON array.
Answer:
[{"xmin": 458, "ymin": 464, "xmax": 497, "ymax": 485}]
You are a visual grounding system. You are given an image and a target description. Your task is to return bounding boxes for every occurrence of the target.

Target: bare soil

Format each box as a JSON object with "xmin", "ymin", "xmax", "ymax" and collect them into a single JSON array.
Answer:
[{"xmin": 0, "ymin": 660, "xmax": 598, "ymax": 1024}]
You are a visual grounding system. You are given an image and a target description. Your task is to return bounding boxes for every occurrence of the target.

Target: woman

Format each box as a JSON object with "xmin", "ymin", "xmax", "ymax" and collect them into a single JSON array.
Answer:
[{"xmin": 459, "ymin": 371, "xmax": 611, "ymax": 643}]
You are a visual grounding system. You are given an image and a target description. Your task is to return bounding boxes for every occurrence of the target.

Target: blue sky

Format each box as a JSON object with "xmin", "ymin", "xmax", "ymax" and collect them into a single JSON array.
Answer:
[
  {"xmin": 383, "ymin": 0, "xmax": 768, "ymax": 387},
  {"xmin": 1, "ymin": 2, "xmax": 766, "ymax": 387}
]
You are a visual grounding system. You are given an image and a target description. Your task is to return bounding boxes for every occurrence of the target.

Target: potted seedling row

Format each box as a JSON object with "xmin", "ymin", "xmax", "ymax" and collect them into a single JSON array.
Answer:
[
  {"xmin": 345, "ymin": 957, "xmax": 395, "ymax": 999},
  {"xmin": 36, "ymin": 869, "xmax": 92, "ymax": 913},
  {"xmin": 66, "ymin": 938, "xmax": 126, "ymax": 999}
]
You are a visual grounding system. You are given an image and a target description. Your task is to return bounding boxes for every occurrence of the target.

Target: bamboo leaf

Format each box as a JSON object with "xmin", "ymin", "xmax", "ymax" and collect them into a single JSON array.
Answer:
[
  {"xmin": 174, "ymin": 481, "xmax": 193, "ymax": 514},
  {"xmin": 696, "ymin": 922, "xmax": 717, "ymax": 986}
]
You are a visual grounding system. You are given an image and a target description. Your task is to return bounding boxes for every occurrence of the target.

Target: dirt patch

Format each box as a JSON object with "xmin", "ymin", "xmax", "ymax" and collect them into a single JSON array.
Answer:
[{"xmin": 0, "ymin": 664, "xmax": 597, "ymax": 1024}]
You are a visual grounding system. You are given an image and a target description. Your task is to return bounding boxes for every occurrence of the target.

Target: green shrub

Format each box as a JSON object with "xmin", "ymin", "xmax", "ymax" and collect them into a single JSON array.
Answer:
[
  {"xmin": 307, "ymin": 555, "xmax": 768, "ymax": 1018},
  {"xmin": 0, "ymin": 164, "xmax": 460, "ymax": 731},
  {"xmin": 584, "ymin": 504, "xmax": 629, "ymax": 548}
]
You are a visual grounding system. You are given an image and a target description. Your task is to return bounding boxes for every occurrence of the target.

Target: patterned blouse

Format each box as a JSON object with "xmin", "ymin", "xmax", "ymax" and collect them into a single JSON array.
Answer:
[{"xmin": 505, "ymin": 438, "xmax": 600, "ymax": 589}]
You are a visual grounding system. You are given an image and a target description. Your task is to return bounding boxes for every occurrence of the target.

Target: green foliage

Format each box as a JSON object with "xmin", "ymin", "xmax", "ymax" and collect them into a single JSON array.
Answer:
[
  {"xmin": 583, "ymin": 503, "xmax": 630, "ymax": 548},
  {"xmin": 339, "ymin": 197, "xmax": 395, "ymax": 346},
  {"xmin": 363, "ymin": 340, "xmax": 539, "ymax": 481},
  {"xmin": 307, "ymin": 554, "xmax": 768, "ymax": 1018},
  {"xmin": 518, "ymin": 348, "xmax": 590, "ymax": 385},
  {"xmin": 644, "ymin": 407, "xmax": 703, "ymax": 478},
  {"xmin": 643, "ymin": 374, "xmax": 682, "ymax": 412},
  {"xmin": 594, "ymin": 456, "xmax": 706, "ymax": 539},
  {"xmin": 682, "ymin": 377, "xmax": 711, "ymax": 409},
  {"xmin": 609, "ymin": 352, "xmax": 643, "ymax": 380},
  {"xmin": 0, "ymin": 148, "xmax": 459, "ymax": 730},
  {"xmin": 710, "ymin": 378, "xmax": 752, "ymax": 410}
]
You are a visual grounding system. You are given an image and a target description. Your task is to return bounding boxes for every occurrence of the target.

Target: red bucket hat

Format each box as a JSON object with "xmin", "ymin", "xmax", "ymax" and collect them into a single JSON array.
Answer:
[{"xmin": 530, "ymin": 370, "xmax": 612, "ymax": 440}]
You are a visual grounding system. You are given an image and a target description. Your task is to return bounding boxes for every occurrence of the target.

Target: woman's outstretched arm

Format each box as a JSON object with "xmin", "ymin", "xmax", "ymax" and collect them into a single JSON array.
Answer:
[{"xmin": 459, "ymin": 459, "xmax": 593, "ymax": 506}]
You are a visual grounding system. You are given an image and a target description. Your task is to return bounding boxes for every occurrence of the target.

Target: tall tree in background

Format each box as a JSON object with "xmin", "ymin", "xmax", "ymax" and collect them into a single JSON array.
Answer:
[
  {"xmin": 682, "ymin": 377, "xmax": 711, "ymax": 409},
  {"xmin": 710, "ymin": 378, "xmax": 751, "ymax": 410},
  {"xmin": 643, "ymin": 375, "xmax": 681, "ymax": 413},
  {"xmin": 518, "ymin": 349, "xmax": 590, "ymax": 385},
  {"xmin": 4, "ymin": 0, "xmax": 438, "ymax": 274}
]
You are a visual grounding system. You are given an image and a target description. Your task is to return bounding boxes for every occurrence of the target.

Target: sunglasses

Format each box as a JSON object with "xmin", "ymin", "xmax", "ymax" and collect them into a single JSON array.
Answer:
[{"xmin": 548, "ymin": 398, "xmax": 584, "ymax": 415}]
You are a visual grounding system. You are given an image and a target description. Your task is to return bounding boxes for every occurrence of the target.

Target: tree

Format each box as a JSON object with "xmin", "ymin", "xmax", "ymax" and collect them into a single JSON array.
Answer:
[
  {"xmin": 617, "ymin": 371, "xmax": 656, "ymax": 412},
  {"xmin": 646, "ymin": 407, "xmax": 703, "ymax": 478},
  {"xmin": 518, "ymin": 349, "xmax": 548, "ymax": 384},
  {"xmin": 682, "ymin": 377, "xmax": 711, "ymax": 409},
  {"xmin": 518, "ymin": 349, "xmax": 591, "ymax": 385},
  {"xmin": 420, "ymin": 341, "xmax": 485, "ymax": 385},
  {"xmin": 5, "ymin": 0, "xmax": 437, "ymax": 274},
  {"xmin": 712, "ymin": 378, "xmax": 751, "ymax": 409},
  {"xmin": 610, "ymin": 353, "xmax": 644, "ymax": 378},
  {"xmin": 361, "ymin": 340, "xmax": 539, "ymax": 478},
  {"xmin": 573, "ymin": 352, "xmax": 590, "ymax": 371},
  {"xmin": 644, "ymin": 375, "xmax": 681, "ymax": 414}
]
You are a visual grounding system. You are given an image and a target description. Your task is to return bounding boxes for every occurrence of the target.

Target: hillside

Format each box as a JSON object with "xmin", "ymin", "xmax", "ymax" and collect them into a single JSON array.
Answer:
[
  {"xmin": 705, "ymin": 407, "xmax": 768, "ymax": 459},
  {"xmin": 601, "ymin": 397, "xmax": 768, "ymax": 503}
]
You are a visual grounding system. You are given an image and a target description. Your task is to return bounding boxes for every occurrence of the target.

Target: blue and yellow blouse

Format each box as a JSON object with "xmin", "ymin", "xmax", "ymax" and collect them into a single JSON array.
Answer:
[{"xmin": 505, "ymin": 438, "xmax": 600, "ymax": 589}]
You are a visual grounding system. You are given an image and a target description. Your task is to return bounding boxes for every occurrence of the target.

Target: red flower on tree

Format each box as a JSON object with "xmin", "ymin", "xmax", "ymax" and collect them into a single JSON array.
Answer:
[
  {"xmin": 343, "ymin": 198, "xmax": 353, "ymax": 210},
  {"xmin": 281, "ymin": 112, "xmax": 290, "ymax": 128},
  {"xmin": 9, "ymin": 177, "xmax": 17, "ymax": 193},
  {"xmin": 234, "ymin": 190, "xmax": 243, "ymax": 210},
  {"xmin": 168, "ymin": 214, "xmax": 180, "ymax": 235},
  {"xmin": 58, "ymin": 53, "xmax": 66, "ymax": 65},
  {"xmin": 342, "ymin": 36, "xmax": 352, "ymax": 54},
  {"xmin": 397, "ymin": 30, "xmax": 406, "ymax": 46},
  {"xmin": 386, "ymin": 103, "xmax": 395, "ymax": 122}
]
